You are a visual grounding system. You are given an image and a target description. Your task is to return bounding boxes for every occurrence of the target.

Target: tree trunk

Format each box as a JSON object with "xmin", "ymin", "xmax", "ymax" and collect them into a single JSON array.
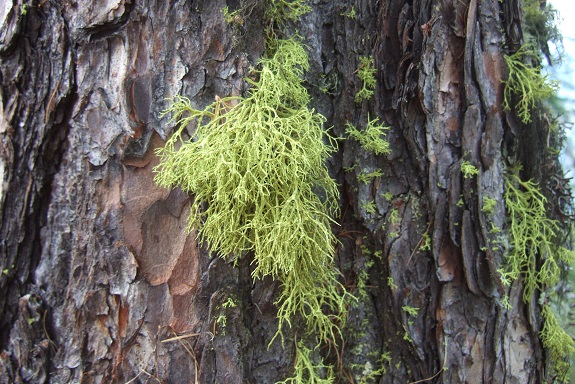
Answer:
[{"xmin": 0, "ymin": 0, "xmax": 563, "ymax": 383}]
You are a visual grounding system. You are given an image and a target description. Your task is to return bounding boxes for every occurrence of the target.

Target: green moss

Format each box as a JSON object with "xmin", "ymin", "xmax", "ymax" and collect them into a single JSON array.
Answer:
[
  {"xmin": 155, "ymin": 38, "xmax": 352, "ymax": 379},
  {"xmin": 502, "ymin": 45, "xmax": 558, "ymax": 124},
  {"xmin": 346, "ymin": 117, "xmax": 391, "ymax": 156},
  {"xmin": 387, "ymin": 209, "xmax": 400, "ymax": 238},
  {"xmin": 403, "ymin": 331, "xmax": 413, "ymax": 343},
  {"xmin": 460, "ymin": 160, "xmax": 479, "ymax": 179},
  {"xmin": 355, "ymin": 57, "xmax": 377, "ymax": 103},
  {"xmin": 388, "ymin": 209, "xmax": 400, "ymax": 225}
]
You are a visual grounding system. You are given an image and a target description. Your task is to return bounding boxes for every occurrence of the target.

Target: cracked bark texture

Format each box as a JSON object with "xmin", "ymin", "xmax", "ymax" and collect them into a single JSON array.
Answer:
[{"xmin": 0, "ymin": 0, "xmax": 545, "ymax": 383}]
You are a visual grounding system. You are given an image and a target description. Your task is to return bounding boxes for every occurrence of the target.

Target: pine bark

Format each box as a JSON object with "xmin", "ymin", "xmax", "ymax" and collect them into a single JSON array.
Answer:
[{"xmin": 0, "ymin": 0, "xmax": 545, "ymax": 383}]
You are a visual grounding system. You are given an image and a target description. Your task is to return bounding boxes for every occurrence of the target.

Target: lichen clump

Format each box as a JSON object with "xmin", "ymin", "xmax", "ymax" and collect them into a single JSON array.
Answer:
[
  {"xmin": 355, "ymin": 56, "xmax": 377, "ymax": 103},
  {"xmin": 500, "ymin": 173, "xmax": 575, "ymax": 301},
  {"xmin": 500, "ymin": 172, "xmax": 575, "ymax": 381},
  {"xmin": 460, "ymin": 160, "xmax": 479, "ymax": 179},
  {"xmin": 154, "ymin": 38, "xmax": 349, "ymax": 380},
  {"xmin": 345, "ymin": 117, "xmax": 391, "ymax": 155},
  {"xmin": 502, "ymin": 45, "xmax": 558, "ymax": 124}
]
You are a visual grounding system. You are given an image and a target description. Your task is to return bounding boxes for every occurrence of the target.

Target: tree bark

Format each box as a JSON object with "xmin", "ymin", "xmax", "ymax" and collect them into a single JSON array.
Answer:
[{"xmin": 0, "ymin": 0, "xmax": 556, "ymax": 383}]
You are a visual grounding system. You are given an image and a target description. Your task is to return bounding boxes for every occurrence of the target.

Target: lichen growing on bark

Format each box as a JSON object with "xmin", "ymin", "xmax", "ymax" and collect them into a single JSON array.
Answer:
[
  {"xmin": 502, "ymin": 45, "xmax": 558, "ymax": 124},
  {"xmin": 154, "ymin": 37, "xmax": 352, "ymax": 382},
  {"xmin": 500, "ymin": 172, "xmax": 575, "ymax": 381},
  {"xmin": 354, "ymin": 56, "xmax": 377, "ymax": 103}
]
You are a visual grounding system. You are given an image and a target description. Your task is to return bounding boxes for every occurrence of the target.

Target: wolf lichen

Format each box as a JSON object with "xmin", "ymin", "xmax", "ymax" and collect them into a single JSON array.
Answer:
[
  {"xmin": 500, "ymin": 173, "xmax": 575, "ymax": 301},
  {"xmin": 502, "ymin": 45, "xmax": 558, "ymax": 124},
  {"xmin": 541, "ymin": 305, "xmax": 575, "ymax": 382},
  {"xmin": 357, "ymin": 169, "xmax": 383, "ymax": 184},
  {"xmin": 402, "ymin": 306, "xmax": 419, "ymax": 317},
  {"xmin": 155, "ymin": 38, "xmax": 351, "ymax": 381},
  {"xmin": 523, "ymin": 0, "xmax": 562, "ymax": 64},
  {"xmin": 265, "ymin": 0, "xmax": 311, "ymax": 22},
  {"xmin": 460, "ymin": 160, "xmax": 479, "ymax": 179},
  {"xmin": 277, "ymin": 341, "xmax": 334, "ymax": 384},
  {"xmin": 481, "ymin": 196, "xmax": 497, "ymax": 215},
  {"xmin": 355, "ymin": 56, "xmax": 377, "ymax": 103},
  {"xmin": 500, "ymin": 172, "xmax": 575, "ymax": 380},
  {"xmin": 346, "ymin": 117, "xmax": 391, "ymax": 155},
  {"xmin": 354, "ymin": 352, "xmax": 391, "ymax": 384}
]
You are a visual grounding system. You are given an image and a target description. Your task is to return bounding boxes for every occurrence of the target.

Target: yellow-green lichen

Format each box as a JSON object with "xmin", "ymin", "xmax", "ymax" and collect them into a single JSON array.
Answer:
[
  {"xmin": 502, "ymin": 45, "xmax": 558, "ymax": 124},
  {"xmin": 419, "ymin": 232, "xmax": 431, "ymax": 251},
  {"xmin": 265, "ymin": 0, "xmax": 311, "ymax": 25},
  {"xmin": 541, "ymin": 305, "xmax": 575, "ymax": 383},
  {"xmin": 482, "ymin": 196, "xmax": 497, "ymax": 215},
  {"xmin": 155, "ymin": 38, "xmax": 351, "ymax": 381},
  {"xmin": 355, "ymin": 56, "xmax": 377, "ymax": 103},
  {"xmin": 222, "ymin": 297, "xmax": 237, "ymax": 308},
  {"xmin": 361, "ymin": 201, "xmax": 377, "ymax": 215},
  {"xmin": 341, "ymin": 6, "xmax": 356, "ymax": 19},
  {"xmin": 357, "ymin": 169, "xmax": 383, "ymax": 184},
  {"xmin": 277, "ymin": 341, "xmax": 335, "ymax": 384},
  {"xmin": 500, "ymin": 172, "xmax": 575, "ymax": 380},
  {"xmin": 355, "ymin": 352, "xmax": 391, "ymax": 384},
  {"xmin": 346, "ymin": 117, "xmax": 391, "ymax": 156},
  {"xmin": 499, "ymin": 173, "xmax": 575, "ymax": 300},
  {"xmin": 460, "ymin": 160, "xmax": 479, "ymax": 179},
  {"xmin": 402, "ymin": 306, "xmax": 419, "ymax": 317}
]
